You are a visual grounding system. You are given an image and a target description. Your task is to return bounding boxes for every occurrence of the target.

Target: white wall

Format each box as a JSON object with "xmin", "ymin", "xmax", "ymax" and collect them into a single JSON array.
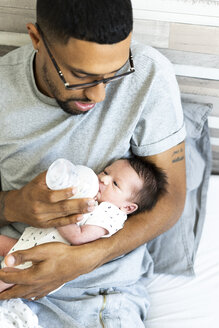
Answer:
[{"xmin": 132, "ymin": 0, "xmax": 219, "ymax": 26}]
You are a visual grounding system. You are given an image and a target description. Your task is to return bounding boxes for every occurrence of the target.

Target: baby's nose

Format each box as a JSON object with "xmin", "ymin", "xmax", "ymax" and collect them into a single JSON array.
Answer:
[{"xmin": 100, "ymin": 174, "xmax": 111, "ymax": 185}]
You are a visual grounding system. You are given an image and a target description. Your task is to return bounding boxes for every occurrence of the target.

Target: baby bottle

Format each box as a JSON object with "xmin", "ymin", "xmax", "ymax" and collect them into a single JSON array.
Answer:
[{"xmin": 46, "ymin": 158, "xmax": 99, "ymax": 198}]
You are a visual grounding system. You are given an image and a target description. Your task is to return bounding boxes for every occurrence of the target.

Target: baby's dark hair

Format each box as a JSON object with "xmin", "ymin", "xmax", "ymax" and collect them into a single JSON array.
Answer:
[{"xmin": 128, "ymin": 157, "xmax": 168, "ymax": 215}]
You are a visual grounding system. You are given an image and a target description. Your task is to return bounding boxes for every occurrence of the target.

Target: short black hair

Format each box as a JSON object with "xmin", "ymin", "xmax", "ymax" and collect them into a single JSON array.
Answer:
[
  {"xmin": 36, "ymin": 0, "xmax": 133, "ymax": 44},
  {"xmin": 128, "ymin": 157, "xmax": 168, "ymax": 215}
]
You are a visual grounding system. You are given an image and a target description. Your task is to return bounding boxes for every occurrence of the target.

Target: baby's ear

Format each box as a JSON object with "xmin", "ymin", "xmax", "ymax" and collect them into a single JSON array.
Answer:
[{"xmin": 120, "ymin": 203, "xmax": 138, "ymax": 215}]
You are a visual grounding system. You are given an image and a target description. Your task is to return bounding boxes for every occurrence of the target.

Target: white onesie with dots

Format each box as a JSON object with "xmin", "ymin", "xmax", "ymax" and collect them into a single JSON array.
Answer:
[
  {"xmin": 1, "ymin": 202, "xmax": 127, "ymax": 270},
  {"xmin": 78, "ymin": 201, "xmax": 127, "ymax": 237}
]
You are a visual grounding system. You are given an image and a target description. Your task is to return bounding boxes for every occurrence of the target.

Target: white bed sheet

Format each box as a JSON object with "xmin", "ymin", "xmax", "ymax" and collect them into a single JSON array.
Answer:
[{"xmin": 145, "ymin": 175, "xmax": 219, "ymax": 328}]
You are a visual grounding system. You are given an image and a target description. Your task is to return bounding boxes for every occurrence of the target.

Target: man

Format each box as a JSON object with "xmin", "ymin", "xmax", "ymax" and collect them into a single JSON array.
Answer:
[{"xmin": 0, "ymin": 0, "xmax": 186, "ymax": 325}]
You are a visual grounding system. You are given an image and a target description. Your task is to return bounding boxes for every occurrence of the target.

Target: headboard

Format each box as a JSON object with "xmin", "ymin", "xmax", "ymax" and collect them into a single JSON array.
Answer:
[
  {"xmin": 132, "ymin": 0, "xmax": 219, "ymax": 173},
  {"xmin": 0, "ymin": 0, "xmax": 218, "ymax": 172}
]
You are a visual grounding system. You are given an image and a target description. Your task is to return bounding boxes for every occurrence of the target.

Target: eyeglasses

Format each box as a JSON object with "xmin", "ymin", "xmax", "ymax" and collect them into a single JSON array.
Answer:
[{"xmin": 35, "ymin": 23, "xmax": 135, "ymax": 90}]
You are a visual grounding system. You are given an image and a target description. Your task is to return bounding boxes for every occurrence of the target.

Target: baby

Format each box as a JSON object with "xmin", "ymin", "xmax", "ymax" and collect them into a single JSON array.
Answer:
[{"xmin": 0, "ymin": 157, "xmax": 167, "ymax": 292}]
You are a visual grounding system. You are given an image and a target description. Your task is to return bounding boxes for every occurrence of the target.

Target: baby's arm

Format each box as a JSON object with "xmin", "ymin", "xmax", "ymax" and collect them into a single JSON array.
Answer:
[
  {"xmin": 0, "ymin": 235, "xmax": 18, "ymax": 257},
  {"xmin": 57, "ymin": 224, "xmax": 108, "ymax": 245}
]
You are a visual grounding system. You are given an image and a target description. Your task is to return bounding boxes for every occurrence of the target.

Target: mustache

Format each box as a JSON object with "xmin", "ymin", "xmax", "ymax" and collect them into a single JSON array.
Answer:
[{"xmin": 65, "ymin": 98, "xmax": 91, "ymax": 103}]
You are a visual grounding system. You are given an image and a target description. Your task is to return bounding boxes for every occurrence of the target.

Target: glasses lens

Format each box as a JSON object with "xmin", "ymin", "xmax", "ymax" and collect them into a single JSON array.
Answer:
[
  {"xmin": 67, "ymin": 77, "xmax": 123, "ymax": 90},
  {"xmin": 105, "ymin": 75, "xmax": 125, "ymax": 84},
  {"xmin": 66, "ymin": 71, "xmax": 133, "ymax": 90}
]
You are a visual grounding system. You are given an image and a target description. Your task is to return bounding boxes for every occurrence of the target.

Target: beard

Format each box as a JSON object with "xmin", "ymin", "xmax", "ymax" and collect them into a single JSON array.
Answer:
[
  {"xmin": 55, "ymin": 98, "xmax": 88, "ymax": 115},
  {"xmin": 42, "ymin": 64, "xmax": 91, "ymax": 115}
]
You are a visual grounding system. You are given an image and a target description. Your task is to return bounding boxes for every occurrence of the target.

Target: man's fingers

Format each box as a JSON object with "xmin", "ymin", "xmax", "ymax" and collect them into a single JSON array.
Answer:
[
  {"xmin": 31, "ymin": 171, "xmax": 76, "ymax": 203},
  {"xmin": 0, "ymin": 284, "xmax": 39, "ymax": 300},
  {"xmin": 0, "ymin": 285, "xmax": 24, "ymax": 300},
  {"xmin": 33, "ymin": 171, "xmax": 97, "ymax": 211},
  {"xmin": 38, "ymin": 198, "xmax": 96, "ymax": 216},
  {"xmin": 0, "ymin": 268, "xmax": 33, "ymax": 285},
  {"xmin": 1, "ymin": 267, "xmax": 21, "ymax": 273},
  {"xmin": 35, "ymin": 186, "xmax": 75, "ymax": 203}
]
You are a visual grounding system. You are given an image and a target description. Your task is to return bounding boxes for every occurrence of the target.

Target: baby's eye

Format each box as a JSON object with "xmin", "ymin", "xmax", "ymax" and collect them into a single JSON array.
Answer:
[
  {"xmin": 113, "ymin": 181, "xmax": 118, "ymax": 187},
  {"xmin": 103, "ymin": 170, "xmax": 108, "ymax": 175}
]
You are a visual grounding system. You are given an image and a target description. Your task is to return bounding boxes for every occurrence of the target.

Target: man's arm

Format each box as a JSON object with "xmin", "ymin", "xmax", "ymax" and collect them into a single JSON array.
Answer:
[{"xmin": 0, "ymin": 142, "xmax": 186, "ymax": 300}]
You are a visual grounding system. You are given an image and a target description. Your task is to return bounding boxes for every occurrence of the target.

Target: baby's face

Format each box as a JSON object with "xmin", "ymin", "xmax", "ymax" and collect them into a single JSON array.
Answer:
[{"xmin": 96, "ymin": 159, "xmax": 143, "ymax": 212}]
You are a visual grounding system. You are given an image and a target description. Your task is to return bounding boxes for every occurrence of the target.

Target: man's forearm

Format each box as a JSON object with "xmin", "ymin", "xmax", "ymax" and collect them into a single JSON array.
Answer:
[{"xmin": 0, "ymin": 191, "xmax": 9, "ymax": 228}]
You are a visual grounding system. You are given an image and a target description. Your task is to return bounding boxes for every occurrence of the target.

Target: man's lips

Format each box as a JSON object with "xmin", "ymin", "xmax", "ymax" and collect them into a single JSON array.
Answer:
[{"xmin": 74, "ymin": 101, "xmax": 95, "ymax": 112}]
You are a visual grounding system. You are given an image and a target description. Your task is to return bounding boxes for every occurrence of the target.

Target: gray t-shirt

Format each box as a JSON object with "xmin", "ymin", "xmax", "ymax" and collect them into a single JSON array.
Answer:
[
  {"xmin": 0, "ymin": 42, "xmax": 185, "ymax": 192},
  {"xmin": 0, "ymin": 41, "xmax": 185, "ymax": 281}
]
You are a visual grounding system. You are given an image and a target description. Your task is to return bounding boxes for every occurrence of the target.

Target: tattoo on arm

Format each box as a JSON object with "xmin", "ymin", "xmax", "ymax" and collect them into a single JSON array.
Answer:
[
  {"xmin": 0, "ymin": 191, "xmax": 9, "ymax": 227},
  {"xmin": 172, "ymin": 147, "xmax": 185, "ymax": 164}
]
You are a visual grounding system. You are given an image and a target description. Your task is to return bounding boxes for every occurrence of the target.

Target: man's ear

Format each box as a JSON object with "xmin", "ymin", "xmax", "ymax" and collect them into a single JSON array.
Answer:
[
  {"xmin": 120, "ymin": 203, "xmax": 138, "ymax": 215},
  {"xmin": 26, "ymin": 23, "xmax": 41, "ymax": 52}
]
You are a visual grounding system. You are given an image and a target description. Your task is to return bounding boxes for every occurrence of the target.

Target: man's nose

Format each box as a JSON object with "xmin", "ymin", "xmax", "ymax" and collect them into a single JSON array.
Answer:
[{"xmin": 84, "ymin": 83, "xmax": 106, "ymax": 103}]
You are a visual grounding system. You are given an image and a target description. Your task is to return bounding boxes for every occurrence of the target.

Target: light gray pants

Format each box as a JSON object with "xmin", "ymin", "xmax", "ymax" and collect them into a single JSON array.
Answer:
[{"xmin": 24, "ymin": 280, "xmax": 150, "ymax": 328}]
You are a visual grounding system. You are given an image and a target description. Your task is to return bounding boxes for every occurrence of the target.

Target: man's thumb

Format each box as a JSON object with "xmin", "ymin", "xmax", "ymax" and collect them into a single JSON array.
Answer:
[
  {"xmin": 4, "ymin": 254, "xmax": 16, "ymax": 267},
  {"xmin": 4, "ymin": 250, "xmax": 32, "ymax": 267},
  {"xmin": 4, "ymin": 245, "xmax": 46, "ymax": 267}
]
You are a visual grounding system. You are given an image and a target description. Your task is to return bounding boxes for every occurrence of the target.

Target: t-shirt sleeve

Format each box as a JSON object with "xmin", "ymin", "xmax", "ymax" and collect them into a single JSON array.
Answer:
[{"xmin": 130, "ymin": 48, "xmax": 186, "ymax": 157}]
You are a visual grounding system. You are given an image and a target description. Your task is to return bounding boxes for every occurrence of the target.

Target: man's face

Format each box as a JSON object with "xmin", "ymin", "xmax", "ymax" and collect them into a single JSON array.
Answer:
[
  {"xmin": 96, "ymin": 160, "xmax": 143, "ymax": 213},
  {"xmin": 35, "ymin": 33, "xmax": 132, "ymax": 115}
]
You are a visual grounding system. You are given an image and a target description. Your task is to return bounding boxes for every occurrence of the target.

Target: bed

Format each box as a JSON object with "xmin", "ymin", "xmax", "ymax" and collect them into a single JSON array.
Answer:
[{"xmin": 145, "ymin": 174, "xmax": 219, "ymax": 327}]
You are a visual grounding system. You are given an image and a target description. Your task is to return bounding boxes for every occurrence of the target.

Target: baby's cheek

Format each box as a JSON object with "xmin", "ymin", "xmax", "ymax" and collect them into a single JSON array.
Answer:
[
  {"xmin": 96, "ymin": 191, "xmax": 101, "ymax": 202},
  {"xmin": 98, "ymin": 191, "xmax": 109, "ymax": 203}
]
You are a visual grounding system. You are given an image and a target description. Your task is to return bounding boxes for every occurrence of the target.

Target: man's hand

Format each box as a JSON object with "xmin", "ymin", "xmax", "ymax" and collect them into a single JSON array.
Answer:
[
  {"xmin": 3, "ymin": 171, "xmax": 97, "ymax": 228},
  {"xmin": 0, "ymin": 242, "xmax": 95, "ymax": 300}
]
